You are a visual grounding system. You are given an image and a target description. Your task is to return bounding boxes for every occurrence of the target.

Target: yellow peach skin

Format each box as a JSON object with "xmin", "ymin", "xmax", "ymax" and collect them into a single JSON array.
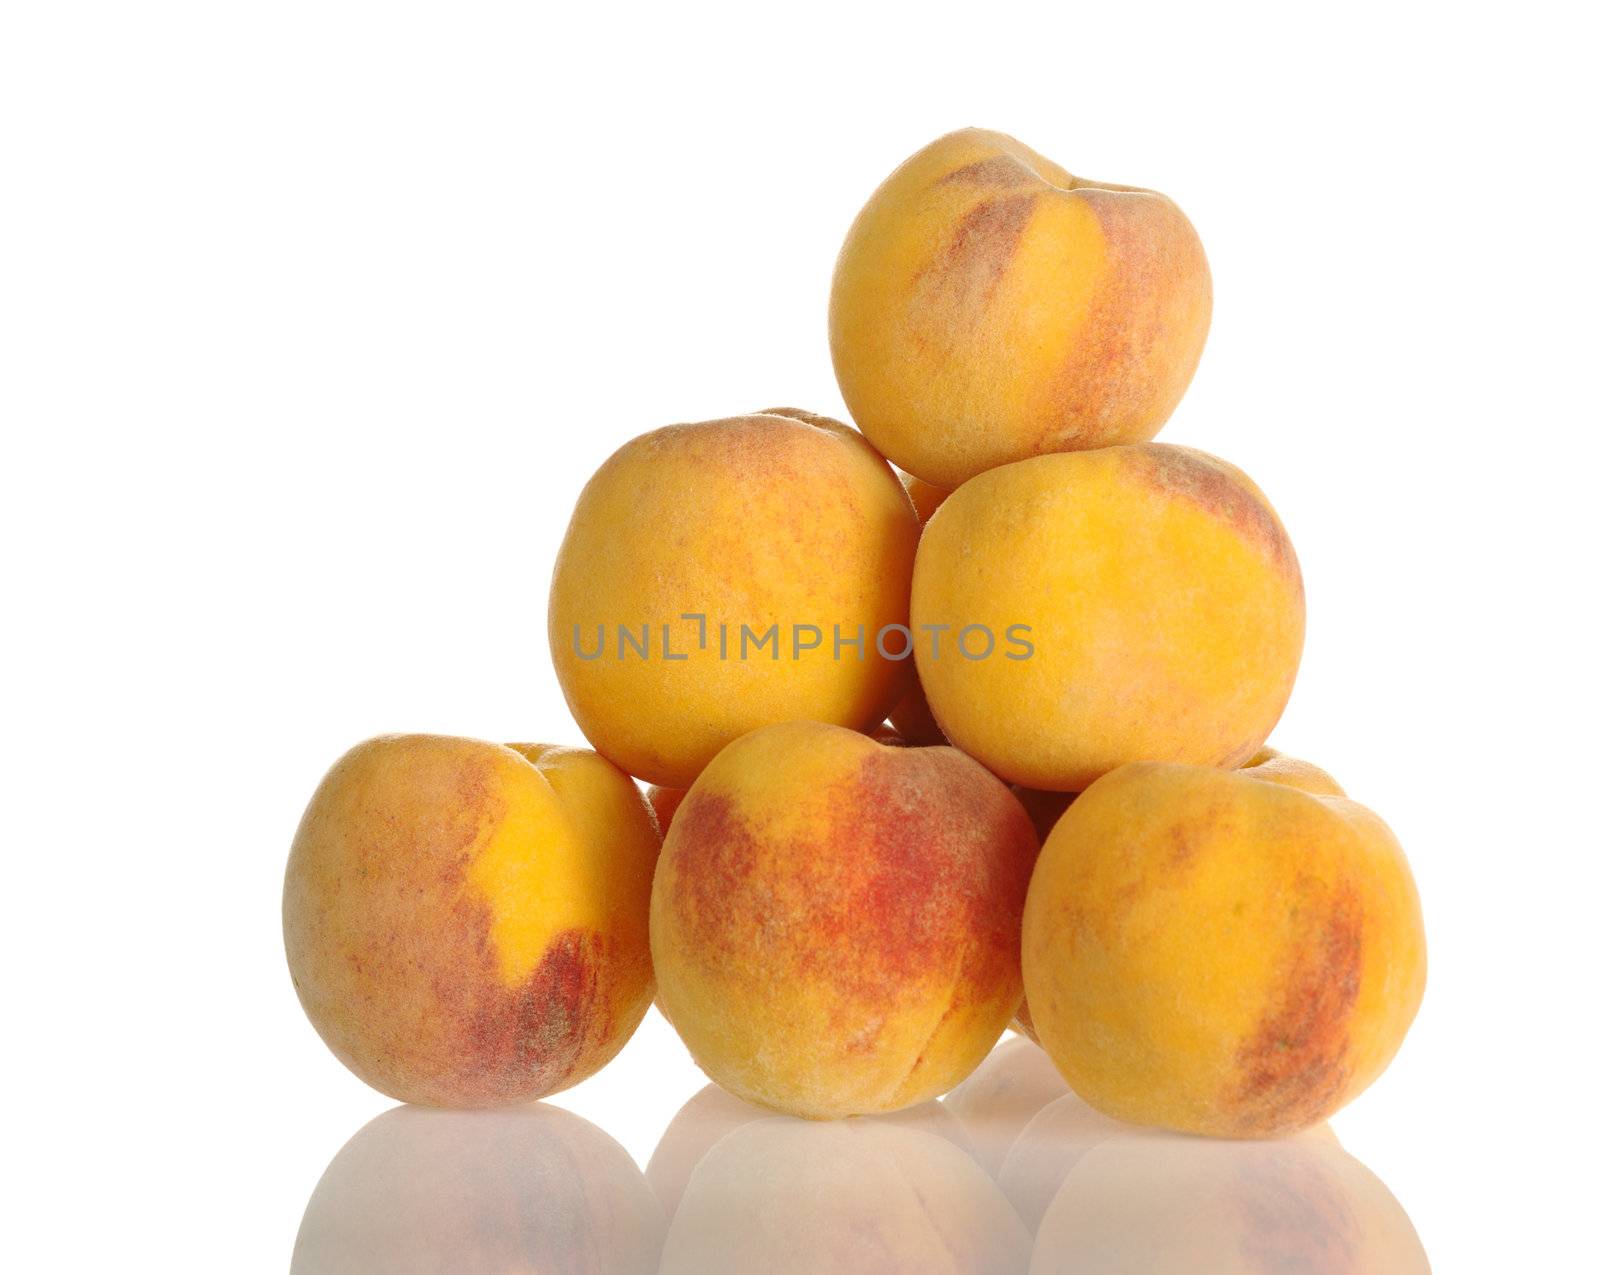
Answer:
[
  {"xmin": 912, "ymin": 443, "xmax": 1305, "ymax": 792},
  {"xmin": 651, "ymin": 720, "xmax": 1039, "ymax": 1118},
  {"xmin": 549, "ymin": 410, "xmax": 920, "ymax": 788},
  {"xmin": 1022, "ymin": 760, "xmax": 1426, "ymax": 1138},
  {"xmin": 283, "ymin": 734, "xmax": 660, "ymax": 1107},
  {"xmin": 831, "ymin": 128, "xmax": 1212, "ymax": 487}
]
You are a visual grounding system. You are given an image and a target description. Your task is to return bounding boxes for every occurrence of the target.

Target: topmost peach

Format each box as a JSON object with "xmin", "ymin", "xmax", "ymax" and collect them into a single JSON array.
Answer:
[{"xmin": 830, "ymin": 128, "xmax": 1212, "ymax": 488}]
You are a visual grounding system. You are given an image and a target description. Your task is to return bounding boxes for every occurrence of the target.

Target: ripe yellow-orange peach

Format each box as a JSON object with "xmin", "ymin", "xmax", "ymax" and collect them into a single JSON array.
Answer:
[
  {"xmin": 1022, "ymin": 759, "xmax": 1426, "ymax": 1137},
  {"xmin": 283, "ymin": 734, "xmax": 659, "ymax": 1107},
  {"xmin": 831, "ymin": 128, "xmax": 1212, "ymax": 487},
  {"xmin": 912, "ymin": 443, "xmax": 1304, "ymax": 792},
  {"xmin": 651, "ymin": 720, "xmax": 1038, "ymax": 1118},
  {"xmin": 549, "ymin": 410, "xmax": 920, "ymax": 788}
]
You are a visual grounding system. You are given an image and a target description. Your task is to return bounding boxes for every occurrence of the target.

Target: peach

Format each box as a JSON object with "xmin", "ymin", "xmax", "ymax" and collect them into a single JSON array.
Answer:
[
  {"xmin": 548, "ymin": 409, "xmax": 920, "ymax": 788},
  {"xmin": 900, "ymin": 472, "xmax": 950, "ymax": 524},
  {"xmin": 1030, "ymin": 1130, "xmax": 1429, "ymax": 1272},
  {"xmin": 883, "ymin": 474, "xmax": 952, "ymax": 745},
  {"xmin": 1240, "ymin": 744, "xmax": 1346, "ymax": 796},
  {"xmin": 659, "ymin": 1116, "xmax": 1029, "ymax": 1274},
  {"xmin": 885, "ymin": 669, "xmax": 946, "ymax": 745},
  {"xmin": 291, "ymin": 1104, "xmax": 664, "ymax": 1274},
  {"xmin": 645, "ymin": 1083, "xmax": 975, "ymax": 1218},
  {"xmin": 1006, "ymin": 788, "xmax": 1077, "ymax": 1040},
  {"xmin": 282, "ymin": 734, "xmax": 659, "ymax": 1107},
  {"xmin": 651, "ymin": 720, "xmax": 1039, "ymax": 1118},
  {"xmin": 1022, "ymin": 759, "xmax": 1426, "ymax": 1137},
  {"xmin": 831, "ymin": 128, "xmax": 1212, "ymax": 488},
  {"xmin": 912, "ymin": 443, "xmax": 1304, "ymax": 792},
  {"xmin": 645, "ymin": 784, "xmax": 687, "ymax": 836}
]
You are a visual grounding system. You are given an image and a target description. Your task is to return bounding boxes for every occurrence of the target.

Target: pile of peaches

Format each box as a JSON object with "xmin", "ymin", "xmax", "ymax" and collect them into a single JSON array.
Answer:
[{"xmin": 284, "ymin": 129, "xmax": 1424, "ymax": 1140}]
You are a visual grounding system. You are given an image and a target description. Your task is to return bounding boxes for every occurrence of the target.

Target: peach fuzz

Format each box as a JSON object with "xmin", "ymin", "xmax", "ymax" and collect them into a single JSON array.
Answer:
[
  {"xmin": 282, "ymin": 734, "xmax": 659, "ymax": 1107},
  {"xmin": 912, "ymin": 443, "xmax": 1304, "ymax": 792},
  {"xmin": 831, "ymin": 127, "xmax": 1212, "ymax": 487},
  {"xmin": 650, "ymin": 720, "xmax": 1039, "ymax": 1118},
  {"xmin": 1022, "ymin": 759, "xmax": 1426, "ymax": 1138},
  {"xmin": 548, "ymin": 410, "xmax": 920, "ymax": 788}
]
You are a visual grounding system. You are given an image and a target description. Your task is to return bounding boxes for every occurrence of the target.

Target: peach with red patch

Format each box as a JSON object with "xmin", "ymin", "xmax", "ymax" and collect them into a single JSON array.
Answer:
[
  {"xmin": 283, "ymin": 734, "xmax": 660, "ymax": 1108},
  {"xmin": 831, "ymin": 128, "xmax": 1212, "ymax": 488},
  {"xmin": 650, "ymin": 720, "xmax": 1039, "ymax": 1118},
  {"xmin": 1021, "ymin": 759, "xmax": 1425, "ymax": 1138}
]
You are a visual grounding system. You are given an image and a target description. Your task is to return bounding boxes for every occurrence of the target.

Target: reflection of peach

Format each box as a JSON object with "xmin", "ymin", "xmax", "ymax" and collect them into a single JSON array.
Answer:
[
  {"xmin": 832, "ymin": 128, "xmax": 1212, "ymax": 488},
  {"xmin": 660, "ymin": 1116, "xmax": 1029, "ymax": 1274},
  {"xmin": 549, "ymin": 410, "xmax": 920, "ymax": 787},
  {"xmin": 291, "ymin": 1104, "xmax": 664, "ymax": 1274},
  {"xmin": 646, "ymin": 1083, "xmax": 975, "ymax": 1217},
  {"xmin": 651, "ymin": 721, "xmax": 1038, "ymax": 1118},
  {"xmin": 283, "ymin": 735, "xmax": 660, "ymax": 1107},
  {"xmin": 996, "ymin": 1092, "xmax": 1128, "ymax": 1232},
  {"xmin": 1030, "ymin": 1131, "xmax": 1428, "ymax": 1273},
  {"xmin": 942, "ymin": 1035, "xmax": 1070, "ymax": 1178},
  {"xmin": 1001, "ymin": 1099, "xmax": 1344, "ymax": 1235},
  {"xmin": 1023, "ymin": 759, "xmax": 1426, "ymax": 1137}
]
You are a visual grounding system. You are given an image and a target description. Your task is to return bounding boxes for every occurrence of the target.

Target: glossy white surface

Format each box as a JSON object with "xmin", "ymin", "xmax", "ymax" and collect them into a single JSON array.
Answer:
[
  {"xmin": 6, "ymin": 4, "xmax": 1592, "ymax": 1271},
  {"xmin": 290, "ymin": 1037, "xmax": 1430, "ymax": 1273}
]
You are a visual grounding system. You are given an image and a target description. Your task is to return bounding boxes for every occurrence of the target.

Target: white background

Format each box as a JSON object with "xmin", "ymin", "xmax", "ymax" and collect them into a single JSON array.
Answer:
[{"xmin": 4, "ymin": 2, "xmax": 1594, "ymax": 1269}]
